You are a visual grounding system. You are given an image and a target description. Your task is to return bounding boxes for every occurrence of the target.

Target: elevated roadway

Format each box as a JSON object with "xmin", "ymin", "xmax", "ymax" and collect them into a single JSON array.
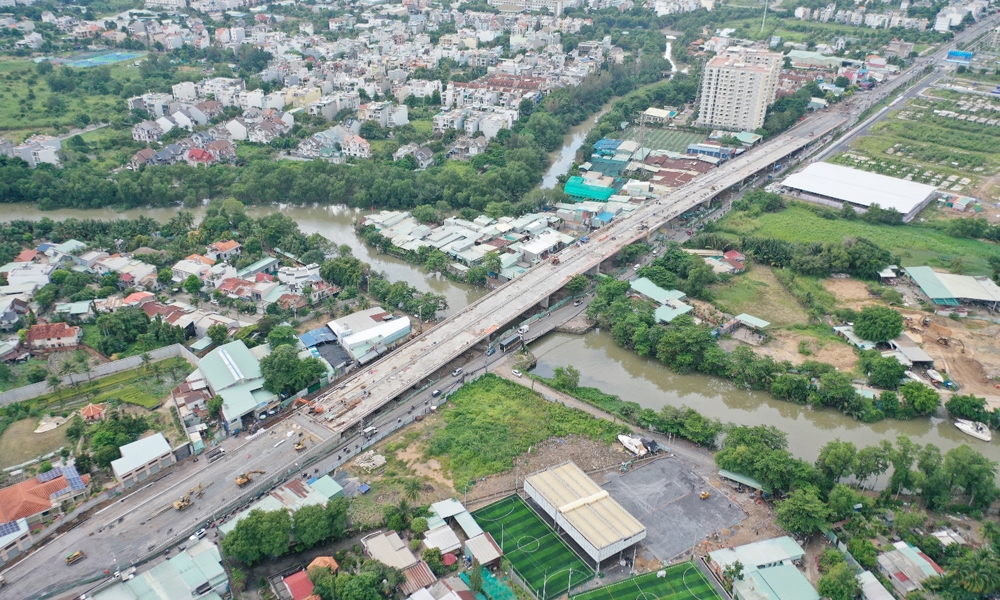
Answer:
[{"xmin": 316, "ymin": 110, "xmax": 850, "ymax": 429}]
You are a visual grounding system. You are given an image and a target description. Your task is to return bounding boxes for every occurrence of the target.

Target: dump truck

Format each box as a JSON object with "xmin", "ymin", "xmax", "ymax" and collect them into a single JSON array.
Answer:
[
  {"xmin": 65, "ymin": 551, "xmax": 86, "ymax": 565},
  {"xmin": 236, "ymin": 470, "xmax": 266, "ymax": 487}
]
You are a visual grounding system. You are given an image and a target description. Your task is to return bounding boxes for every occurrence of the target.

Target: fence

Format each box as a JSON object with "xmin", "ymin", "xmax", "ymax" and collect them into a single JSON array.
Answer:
[{"xmin": 0, "ymin": 343, "xmax": 199, "ymax": 406}]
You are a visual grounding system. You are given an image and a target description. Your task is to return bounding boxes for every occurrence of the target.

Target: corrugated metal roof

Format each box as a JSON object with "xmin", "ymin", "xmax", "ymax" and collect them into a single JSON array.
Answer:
[
  {"xmin": 111, "ymin": 433, "xmax": 171, "ymax": 478},
  {"xmin": 736, "ymin": 313, "xmax": 771, "ymax": 329},
  {"xmin": 782, "ymin": 163, "xmax": 936, "ymax": 215},
  {"xmin": 525, "ymin": 462, "xmax": 645, "ymax": 551},
  {"xmin": 718, "ymin": 469, "xmax": 763, "ymax": 490}
]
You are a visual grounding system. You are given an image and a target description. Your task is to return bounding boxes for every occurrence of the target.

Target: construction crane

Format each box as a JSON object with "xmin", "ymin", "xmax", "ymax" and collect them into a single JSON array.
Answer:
[
  {"xmin": 173, "ymin": 484, "xmax": 204, "ymax": 510},
  {"xmin": 236, "ymin": 470, "xmax": 266, "ymax": 487},
  {"xmin": 294, "ymin": 398, "xmax": 324, "ymax": 414},
  {"xmin": 294, "ymin": 435, "xmax": 315, "ymax": 452}
]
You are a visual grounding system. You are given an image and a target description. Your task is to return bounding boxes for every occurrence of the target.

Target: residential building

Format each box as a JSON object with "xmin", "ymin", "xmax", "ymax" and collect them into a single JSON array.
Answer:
[
  {"xmin": 358, "ymin": 102, "xmax": 409, "ymax": 128},
  {"xmin": 0, "ymin": 518, "xmax": 31, "ymax": 566},
  {"xmin": 361, "ymin": 530, "xmax": 438, "ymax": 595},
  {"xmin": 877, "ymin": 541, "xmax": 944, "ymax": 596},
  {"xmin": 6, "ymin": 263, "xmax": 54, "ymax": 287},
  {"xmin": 207, "ymin": 240, "xmax": 242, "ymax": 262},
  {"xmin": 277, "ymin": 264, "xmax": 321, "ymax": 293},
  {"xmin": 25, "ymin": 322, "xmax": 82, "ymax": 350},
  {"xmin": 488, "ymin": 0, "xmax": 565, "ymax": 16},
  {"xmin": 0, "ymin": 465, "xmax": 90, "ymax": 528},
  {"xmin": 709, "ymin": 537, "xmax": 818, "ymax": 600},
  {"xmin": 189, "ymin": 340, "xmax": 275, "ymax": 432},
  {"xmin": 697, "ymin": 47, "xmax": 781, "ymax": 132},
  {"xmin": 110, "ymin": 433, "xmax": 176, "ymax": 489},
  {"xmin": 220, "ymin": 476, "xmax": 343, "ymax": 536},
  {"xmin": 343, "ymin": 134, "xmax": 372, "ymax": 159},
  {"xmin": 11, "ymin": 135, "xmax": 61, "ymax": 167}
]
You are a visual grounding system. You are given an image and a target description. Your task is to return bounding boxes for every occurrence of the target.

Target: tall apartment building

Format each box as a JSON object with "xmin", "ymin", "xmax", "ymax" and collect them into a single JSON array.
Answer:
[{"xmin": 697, "ymin": 48, "xmax": 781, "ymax": 132}]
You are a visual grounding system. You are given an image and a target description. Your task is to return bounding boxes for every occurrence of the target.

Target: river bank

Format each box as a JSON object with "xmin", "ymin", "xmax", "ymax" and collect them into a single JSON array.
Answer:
[{"xmin": 527, "ymin": 331, "xmax": 1000, "ymax": 472}]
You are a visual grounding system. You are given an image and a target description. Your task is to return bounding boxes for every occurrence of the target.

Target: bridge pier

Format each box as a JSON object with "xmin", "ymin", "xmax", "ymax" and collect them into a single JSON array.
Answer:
[
  {"xmin": 588, "ymin": 264, "xmax": 600, "ymax": 276},
  {"xmin": 538, "ymin": 295, "xmax": 551, "ymax": 309}
]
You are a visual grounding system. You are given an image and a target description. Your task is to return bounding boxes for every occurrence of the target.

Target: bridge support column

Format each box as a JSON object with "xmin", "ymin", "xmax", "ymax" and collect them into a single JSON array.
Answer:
[
  {"xmin": 538, "ymin": 295, "xmax": 551, "ymax": 309},
  {"xmin": 588, "ymin": 264, "xmax": 600, "ymax": 276}
]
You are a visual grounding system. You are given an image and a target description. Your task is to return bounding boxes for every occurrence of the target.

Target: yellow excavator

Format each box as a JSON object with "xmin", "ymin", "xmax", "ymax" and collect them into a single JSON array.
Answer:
[
  {"xmin": 173, "ymin": 483, "xmax": 205, "ymax": 510},
  {"xmin": 294, "ymin": 435, "xmax": 315, "ymax": 452},
  {"xmin": 236, "ymin": 470, "xmax": 266, "ymax": 487}
]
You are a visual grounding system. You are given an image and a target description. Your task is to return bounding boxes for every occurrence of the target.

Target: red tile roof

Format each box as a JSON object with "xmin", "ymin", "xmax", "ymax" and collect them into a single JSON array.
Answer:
[
  {"xmin": 283, "ymin": 570, "xmax": 314, "ymax": 600},
  {"xmin": 80, "ymin": 403, "xmax": 105, "ymax": 420},
  {"xmin": 25, "ymin": 323, "xmax": 81, "ymax": 344},
  {"xmin": 0, "ymin": 472, "xmax": 90, "ymax": 522},
  {"xmin": 210, "ymin": 240, "xmax": 241, "ymax": 253},
  {"xmin": 308, "ymin": 556, "xmax": 339, "ymax": 573},
  {"xmin": 13, "ymin": 249, "xmax": 39, "ymax": 263}
]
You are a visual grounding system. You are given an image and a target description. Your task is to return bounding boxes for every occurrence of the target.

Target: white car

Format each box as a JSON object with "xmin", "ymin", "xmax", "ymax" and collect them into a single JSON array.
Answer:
[
  {"xmin": 512, "ymin": 369, "xmax": 522, "ymax": 378},
  {"xmin": 634, "ymin": 264, "xmax": 641, "ymax": 270}
]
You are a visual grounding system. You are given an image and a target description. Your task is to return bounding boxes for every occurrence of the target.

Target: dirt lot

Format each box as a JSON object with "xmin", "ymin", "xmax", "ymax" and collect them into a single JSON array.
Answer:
[
  {"xmin": 0, "ymin": 417, "xmax": 70, "ymax": 470},
  {"xmin": 736, "ymin": 329, "xmax": 859, "ymax": 372},
  {"xmin": 822, "ymin": 278, "xmax": 877, "ymax": 310},
  {"xmin": 898, "ymin": 310, "xmax": 1000, "ymax": 396}
]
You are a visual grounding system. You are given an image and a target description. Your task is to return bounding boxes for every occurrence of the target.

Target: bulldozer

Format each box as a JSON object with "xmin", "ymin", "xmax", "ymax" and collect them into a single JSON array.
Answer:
[
  {"xmin": 699, "ymin": 491, "xmax": 711, "ymax": 500},
  {"xmin": 294, "ymin": 435, "xmax": 315, "ymax": 452},
  {"xmin": 173, "ymin": 484, "xmax": 204, "ymax": 510},
  {"xmin": 236, "ymin": 470, "xmax": 265, "ymax": 487}
]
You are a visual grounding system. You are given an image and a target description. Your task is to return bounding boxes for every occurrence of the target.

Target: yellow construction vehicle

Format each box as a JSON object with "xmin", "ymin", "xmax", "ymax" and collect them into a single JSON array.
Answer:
[
  {"xmin": 294, "ymin": 435, "xmax": 315, "ymax": 452},
  {"xmin": 173, "ymin": 484, "xmax": 204, "ymax": 510},
  {"xmin": 236, "ymin": 470, "xmax": 266, "ymax": 487},
  {"xmin": 699, "ymin": 491, "xmax": 711, "ymax": 500}
]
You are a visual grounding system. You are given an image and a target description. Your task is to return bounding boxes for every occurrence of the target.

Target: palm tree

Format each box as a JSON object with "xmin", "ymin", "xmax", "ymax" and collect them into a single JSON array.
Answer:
[
  {"xmin": 80, "ymin": 359, "xmax": 93, "ymax": 383},
  {"xmin": 140, "ymin": 352, "xmax": 152, "ymax": 372},
  {"xmin": 399, "ymin": 478, "xmax": 422, "ymax": 502},
  {"xmin": 150, "ymin": 362, "xmax": 163, "ymax": 382}
]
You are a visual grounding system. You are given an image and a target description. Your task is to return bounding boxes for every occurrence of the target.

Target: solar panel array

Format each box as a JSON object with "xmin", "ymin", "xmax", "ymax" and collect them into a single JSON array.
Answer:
[
  {"xmin": 36, "ymin": 467, "xmax": 64, "ymax": 482},
  {"xmin": 0, "ymin": 520, "xmax": 22, "ymax": 538},
  {"xmin": 63, "ymin": 465, "xmax": 85, "ymax": 490}
]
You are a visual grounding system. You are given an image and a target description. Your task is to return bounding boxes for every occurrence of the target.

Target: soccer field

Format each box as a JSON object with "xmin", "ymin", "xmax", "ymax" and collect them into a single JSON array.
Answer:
[
  {"xmin": 572, "ymin": 563, "xmax": 723, "ymax": 600},
  {"xmin": 473, "ymin": 495, "xmax": 593, "ymax": 599},
  {"xmin": 623, "ymin": 129, "xmax": 705, "ymax": 153}
]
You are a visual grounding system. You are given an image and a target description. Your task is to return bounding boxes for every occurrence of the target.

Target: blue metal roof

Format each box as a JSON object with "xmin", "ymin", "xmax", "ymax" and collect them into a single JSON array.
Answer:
[{"xmin": 300, "ymin": 326, "xmax": 338, "ymax": 348}]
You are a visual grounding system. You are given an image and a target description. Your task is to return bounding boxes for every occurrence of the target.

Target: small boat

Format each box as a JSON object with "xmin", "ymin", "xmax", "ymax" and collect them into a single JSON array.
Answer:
[
  {"xmin": 618, "ymin": 434, "xmax": 648, "ymax": 457},
  {"xmin": 927, "ymin": 369, "xmax": 945, "ymax": 383},
  {"xmin": 955, "ymin": 419, "xmax": 992, "ymax": 442}
]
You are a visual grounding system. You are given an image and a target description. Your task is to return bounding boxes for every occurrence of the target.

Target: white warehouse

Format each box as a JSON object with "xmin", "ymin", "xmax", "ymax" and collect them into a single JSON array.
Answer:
[{"xmin": 524, "ymin": 461, "xmax": 646, "ymax": 571}]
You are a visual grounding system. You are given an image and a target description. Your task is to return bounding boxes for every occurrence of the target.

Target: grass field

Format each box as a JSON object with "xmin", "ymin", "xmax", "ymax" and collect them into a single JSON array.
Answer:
[
  {"xmin": 623, "ymin": 129, "xmax": 704, "ymax": 153},
  {"xmin": 572, "ymin": 563, "xmax": 722, "ymax": 600},
  {"xmin": 714, "ymin": 202, "xmax": 1000, "ymax": 274},
  {"xmin": 90, "ymin": 384, "xmax": 162, "ymax": 409},
  {"xmin": 25, "ymin": 357, "xmax": 189, "ymax": 411},
  {"xmin": 473, "ymin": 495, "xmax": 593, "ymax": 599},
  {"xmin": 711, "ymin": 266, "xmax": 809, "ymax": 326},
  {"xmin": 0, "ymin": 417, "xmax": 70, "ymax": 469}
]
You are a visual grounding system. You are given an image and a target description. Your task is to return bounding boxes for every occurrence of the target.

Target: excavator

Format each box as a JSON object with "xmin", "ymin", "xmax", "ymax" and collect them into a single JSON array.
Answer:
[
  {"xmin": 236, "ymin": 470, "xmax": 266, "ymax": 487},
  {"xmin": 294, "ymin": 398, "xmax": 324, "ymax": 415},
  {"xmin": 294, "ymin": 435, "xmax": 315, "ymax": 452},
  {"xmin": 173, "ymin": 483, "xmax": 205, "ymax": 510}
]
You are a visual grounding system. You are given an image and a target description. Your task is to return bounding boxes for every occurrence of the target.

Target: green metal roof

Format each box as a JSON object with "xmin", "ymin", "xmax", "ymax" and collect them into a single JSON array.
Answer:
[
  {"xmin": 564, "ymin": 176, "xmax": 615, "ymax": 201},
  {"xmin": 904, "ymin": 266, "xmax": 961, "ymax": 305},
  {"xmin": 654, "ymin": 302, "xmax": 693, "ymax": 323},
  {"xmin": 736, "ymin": 313, "xmax": 771, "ymax": 329},
  {"xmin": 753, "ymin": 564, "xmax": 820, "ymax": 600},
  {"xmin": 310, "ymin": 474, "xmax": 344, "ymax": 499},
  {"xmin": 218, "ymin": 380, "xmax": 272, "ymax": 422},
  {"xmin": 718, "ymin": 469, "xmax": 763, "ymax": 490},
  {"xmin": 630, "ymin": 277, "xmax": 676, "ymax": 304},
  {"xmin": 199, "ymin": 340, "xmax": 262, "ymax": 392}
]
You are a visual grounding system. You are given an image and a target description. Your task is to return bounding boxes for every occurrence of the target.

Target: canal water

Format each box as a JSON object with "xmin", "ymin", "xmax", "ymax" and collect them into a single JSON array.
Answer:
[
  {"xmin": 529, "ymin": 331, "xmax": 1000, "ymax": 468},
  {"xmin": 0, "ymin": 203, "xmax": 485, "ymax": 315},
  {"xmin": 540, "ymin": 96, "xmax": 619, "ymax": 189}
]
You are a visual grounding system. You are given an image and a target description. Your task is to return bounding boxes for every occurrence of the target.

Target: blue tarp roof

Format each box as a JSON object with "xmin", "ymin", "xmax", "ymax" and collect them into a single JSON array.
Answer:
[
  {"xmin": 300, "ymin": 326, "xmax": 338, "ymax": 348},
  {"xmin": 597, "ymin": 211, "xmax": 614, "ymax": 221},
  {"xmin": 594, "ymin": 138, "xmax": 622, "ymax": 152}
]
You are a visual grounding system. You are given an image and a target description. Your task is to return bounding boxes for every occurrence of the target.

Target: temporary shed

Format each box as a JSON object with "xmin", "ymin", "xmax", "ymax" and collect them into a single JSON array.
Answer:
[
  {"xmin": 464, "ymin": 532, "xmax": 503, "ymax": 568},
  {"xmin": 904, "ymin": 266, "xmax": 1000, "ymax": 309},
  {"xmin": 781, "ymin": 163, "xmax": 937, "ymax": 222},
  {"xmin": 523, "ymin": 461, "xmax": 646, "ymax": 570}
]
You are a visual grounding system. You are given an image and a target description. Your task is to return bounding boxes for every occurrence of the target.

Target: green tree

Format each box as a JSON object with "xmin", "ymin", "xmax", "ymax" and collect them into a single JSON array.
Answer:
[
  {"xmin": 827, "ymin": 484, "xmax": 863, "ymax": 521},
  {"xmin": 817, "ymin": 562, "xmax": 859, "ymax": 600},
  {"xmin": 945, "ymin": 394, "xmax": 989, "ymax": 422},
  {"xmin": 552, "ymin": 365, "xmax": 580, "ymax": 390},
  {"xmin": 411, "ymin": 204, "xmax": 438, "ymax": 224},
  {"xmin": 470, "ymin": 559, "xmax": 483, "ymax": 592},
  {"xmin": 900, "ymin": 381, "xmax": 940, "ymax": 416},
  {"xmin": 410, "ymin": 516, "xmax": 429, "ymax": 534},
  {"xmin": 566, "ymin": 274, "xmax": 589, "ymax": 294},
  {"xmin": 424, "ymin": 249, "xmax": 449, "ymax": 274},
  {"xmin": 74, "ymin": 450, "xmax": 93, "ymax": 474},
  {"xmin": 221, "ymin": 509, "xmax": 292, "ymax": 566},
  {"xmin": 483, "ymin": 251, "xmax": 502, "ymax": 275},
  {"xmin": 775, "ymin": 487, "xmax": 829, "ymax": 535},
  {"xmin": 183, "ymin": 274, "xmax": 203, "ymax": 296},
  {"xmin": 266, "ymin": 325, "xmax": 298, "ymax": 349},
  {"xmin": 206, "ymin": 323, "xmax": 229, "ymax": 346},
  {"xmin": 944, "ymin": 444, "xmax": 999, "ymax": 509},
  {"xmin": 231, "ymin": 568, "xmax": 247, "ymax": 594},
  {"xmin": 423, "ymin": 548, "xmax": 445, "ymax": 577},
  {"xmin": 207, "ymin": 396, "xmax": 223, "ymax": 419},
  {"xmin": 260, "ymin": 345, "xmax": 326, "ymax": 396},
  {"xmin": 721, "ymin": 560, "xmax": 744, "ymax": 592},
  {"xmin": 853, "ymin": 305, "xmax": 903, "ymax": 343},
  {"xmin": 854, "ymin": 441, "xmax": 892, "ymax": 489},
  {"xmin": 466, "ymin": 266, "xmax": 488, "ymax": 286},
  {"xmin": 39, "ymin": 461, "xmax": 53, "ymax": 473},
  {"xmin": 325, "ymin": 497, "xmax": 349, "ymax": 542},
  {"xmin": 293, "ymin": 504, "xmax": 331, "ymax": 549},
  {"xmin": 816, "ymin": 439, "xmax": 858, "ymax": 486}
]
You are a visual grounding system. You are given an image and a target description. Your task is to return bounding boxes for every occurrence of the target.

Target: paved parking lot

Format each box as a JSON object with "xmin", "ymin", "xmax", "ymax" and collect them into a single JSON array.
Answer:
[{"xmin": 599, "ymin": 458, "xmax": 745, "ymax": 562}]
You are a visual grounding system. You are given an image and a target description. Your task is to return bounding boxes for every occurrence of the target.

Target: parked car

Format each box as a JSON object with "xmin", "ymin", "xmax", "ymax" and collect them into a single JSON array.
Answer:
[
  {"xmin": 512, "ymin": 369, "xmax": 522, "ymax": 378},
  {"xmin": 486, "ymin": 346, "xmax": 496, "ymax": 356},
  {"xmin": 573, "ymin": 300, "xmax": 583, "ymax": 307},
  {"xmin": 452, "ymin": 368, "xmax": 463, "ymax": 377},
  {"xmin": 431, "ymin": 390, "xmax": 442, "ymax": 397}
]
